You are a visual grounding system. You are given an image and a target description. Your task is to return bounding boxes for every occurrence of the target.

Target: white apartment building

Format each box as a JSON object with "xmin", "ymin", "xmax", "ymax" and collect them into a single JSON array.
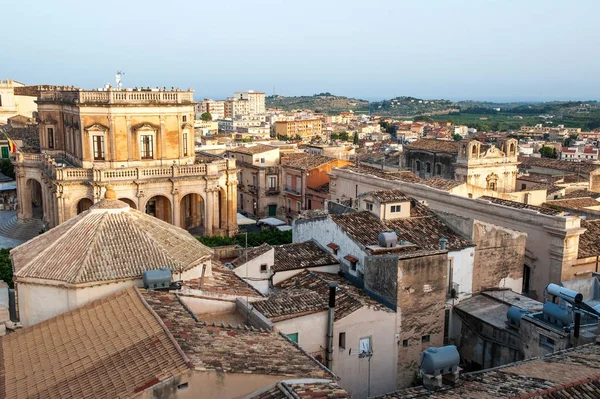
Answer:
[
  {"xmin": 196, "ymin": 99, "xmax": 225, "ymax": 120},
  {"xmin": 560, "ymin": 146, "xmax": 599, "ymax": 162},
  {"xmin": 233, "ymin": 90, "xmax": 266, "ymax": 115}
]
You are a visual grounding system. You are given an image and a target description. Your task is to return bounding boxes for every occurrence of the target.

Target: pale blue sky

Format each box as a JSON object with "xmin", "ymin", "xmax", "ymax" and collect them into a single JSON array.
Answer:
[{"xmin": 3, "ymin": 0, "xmax": 599, "ymax": 101}]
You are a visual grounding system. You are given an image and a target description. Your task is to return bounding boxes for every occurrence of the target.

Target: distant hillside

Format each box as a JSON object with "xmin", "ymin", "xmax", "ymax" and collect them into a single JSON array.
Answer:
[
  {"xmin": 266, "ymin": 93, "xmax": 369, "ymax": 114},
  {"xmin": 370, "ymin": 96, "xmax": 459, "ymax": 117}
]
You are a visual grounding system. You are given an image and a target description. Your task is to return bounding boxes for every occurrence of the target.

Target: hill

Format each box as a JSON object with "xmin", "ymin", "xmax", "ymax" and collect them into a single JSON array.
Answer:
[
  {"xmin": 370, "ymin": 96, "xmax": 459, "ymax": 117},
  {"xmin": 266, "ymin": 93, "xmax": 369, "ymax": 114}
]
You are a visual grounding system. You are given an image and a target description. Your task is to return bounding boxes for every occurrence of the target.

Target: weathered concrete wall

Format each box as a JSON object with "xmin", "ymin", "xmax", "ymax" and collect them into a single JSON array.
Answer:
[
  {"xmin": 364, "ymin": 255, "xmax": 398, "ymax": 307},
  {"xmin": 396, "ymin": 252, "xmax": 447, "ymax": 388},
  {"xmin": 519, "ymin": 316, "xmax": 570, "ymax": 358},
  {"xmin": 472, "ymin": 221, "xmax": 527, "ymax": 294}
]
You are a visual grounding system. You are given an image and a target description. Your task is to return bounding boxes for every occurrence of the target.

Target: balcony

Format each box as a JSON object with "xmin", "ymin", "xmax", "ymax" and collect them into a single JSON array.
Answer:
[
  {"xmin": 248, "ymin": 184, "xmax": 258, "ymax": 194},
  {"xmin": 237, "ymin": 182, "xmax": 244, "ymax": 190},
  {"xmin": 284, "ymin": 186, "xmax": 301, "ymax": 195},
  {"xmin": 266, "ymin": 187, "xmax": 280, "ymax": 195},
  {"xmin": 14, "ymin": 153, "xmax": 225, "ymax": 183},
  {"xmin": 447, "ymin": 282, "xmax": 459, "ymax": 300}
]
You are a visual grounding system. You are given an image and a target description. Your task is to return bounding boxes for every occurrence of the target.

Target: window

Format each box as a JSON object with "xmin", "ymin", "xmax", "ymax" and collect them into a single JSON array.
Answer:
[
  {"xmin": 339, "ymin": 332, "xmax": 346, "ymax": 349},
  {"xmin": 0, "ymin": 94, "xmax": 2, "ymax": 106},
  {"xmin": 521, "ymin": 183, "xmax": 526, "ymax": 190},
  {"xmin": 402, "ymin": 339, "xmax": 409, "ymax": 348},
  {"xmin": 489, "ymin": 182, "xmax": 496, "ymax": 191},
  {"xmin": 296, "ymin": 176, "xmax": 301, "ymax": 190},
  {"xmin": 260, "ymin": 264, "xmax": 268, "ymax": 273},
  {"xmin": 307, "ymin": 199, "xmax": 312, "ymax": 209},
  {"xmin": 391, "ymin": 205, "xmax": 401, "ymax": 213},
  {"xmin": 47, "ymin": 128, "xmax": 54, "ymax": 149},
  {"xmin": 296, "ymin": 201, "xmax": 301, "ymax": 212},
  {"xmin": 140, "ymin": 135, "xmax": 153, "ymax": 159},
  {"xmin": 268, "ymin": 176, "xmax": 277, "ymax": 188},
  {"xmin": 260, "ymin": 157, "xmax": 265, "ymax": 164},
  {"xmin": 287, "ymin": 198, "xmax": 291, "ymax": 211},
  {"xmin": 359, "ymin": 337, "xmax": 371, "ymax": 356},
  {"xmin": 92, "ymin": 135, "xmax": 105, "ymax": 160},
  {"xmin": 539, "ymin": 335, "xmax": 555, "ymax": 352},
  {"xmin": 426, "ymin": 162, "xmax": 431, "ymax": 173},
  {"xmin": 182, "ymin": 115, "xmax": 187, "ymax": 122},
  {"xmin": 365, "ymin": 202, "xmax": 373, "ymax": 211},
  {"xmin": 436, "ymin": 164, "xmax": 442, "ymax": 175},
  {"xmin": 422, "ymin": 335, "xmax": 430, "ymax": 344},
  {"xmin": 416, "ymin": 160, "xmax": 421, "ymax": 171},
  {"xmin": 183, "ymin": 132, "xmax": 188, "ymax": 156},
  {"xmin": 287, "ymin": 333, "xmax": 299, "ymax": 344},
  {"xmin": 240, "ymin": 194, "xmax": 244, "ymax": 210}
]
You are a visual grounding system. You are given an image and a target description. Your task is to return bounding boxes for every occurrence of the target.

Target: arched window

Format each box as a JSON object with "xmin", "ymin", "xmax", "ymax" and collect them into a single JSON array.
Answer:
[
  {"xmin": 471, "ymin": 144, "xmax": 477, "ymax": 156},
  {"xmin": 509, "ymin": 143, "xmax": 515, "ymax": 154},
  {"xmin": 416, "ymin": 160, "xmax": 421, "ymax": 172}
]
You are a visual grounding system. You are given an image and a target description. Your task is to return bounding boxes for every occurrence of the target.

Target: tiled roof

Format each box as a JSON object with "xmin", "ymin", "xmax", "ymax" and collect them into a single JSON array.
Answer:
[
  {"xmin": 253, "ymin": 289, "xmax": 327, "ymax": 321},
  {"xmin": 340, "ymin": 164, "xmax": 422, "ymax": 183},
  {"xmin": 277, "ymin": 270, "xmax": 393, "ymax": 321},
  {"xmin": 231, "ymin": 243, "xmax": 273, "ymax": 267},
  {"xmin": 479, "ymin": 196, "xmax": 563, "ymax": 216},
  {"xmin": 563, "ymin": 190, "xmax": 600, "ymax": 199},
  {"xmin": 311, "ymin": 182, "xmax": 330, "ymax": 193},
  {"xmin": 519, "ymin": 156, "xmax": 600, "ymax": 174},
  {"xmin": 281, "ymin": 153, "xmax": 337, "ymax": 170},
  {"xmin": 272, "ymin": 241, "xmax": 338, "ymax": 272},
  {"xmin": 517, "ymin": 172, "xmax": 563, "ymax": 184},
  {"xmin": 577, "ymin": 220, "xmax": 600, "ymax": 258},
  {"xmin": 11, "ymin": 199, "xmax": 212, "ymax": 284},
  {"xmin": 140, "ymin": 289, "xmax": 332, "ymax": 377},
  {"xmin": 376, "ymin": 343, "xmax": 600, "ymax": 399},
  {"xmin": 0, "ymin": 287, "xmax": 189, "ymax": 399},
  {"xmin": 330, "ymin": 208, "xmax": 472, "ymax": 252},
  {"xmin": 405, "ymin": 138, "xmax": 460, "ymax": 154},
  {"xmin": 185, "ymin": 260, "xmax": 264, "ymax": 297},
  {"xmin": 420, "ymin": 177, "xmax": 465, "ymax": 190},
  {"xmin": 363, "ymin": 189, "xmax": 410, "ymax": 203},
  {"xmin": 544, "ymin": 197, "xmax": 600, "ymax": 210},
  {"xmin": 229, "ymin": 144, "xmax": 278, "ymax": 155},
  {"xmin": 250, "ymin": 380, "xmax": 351, "ymax": 399}
]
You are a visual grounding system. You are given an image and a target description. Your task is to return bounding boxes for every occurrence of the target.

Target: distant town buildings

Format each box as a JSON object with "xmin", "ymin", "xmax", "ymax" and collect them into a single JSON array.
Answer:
[{"xmin": 275, "ymin": 118, "xmax": 323, "ymax": 140}]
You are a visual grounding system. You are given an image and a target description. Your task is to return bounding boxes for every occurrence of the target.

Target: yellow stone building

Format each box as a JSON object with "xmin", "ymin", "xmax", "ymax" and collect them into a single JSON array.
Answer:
[
  {"xmin": 12, "ymin": 86, "xmax": 238, "ymax": 235},
  {"xmin": 275, "ymin": 119, "xmax": 322, "ymax": 140}
]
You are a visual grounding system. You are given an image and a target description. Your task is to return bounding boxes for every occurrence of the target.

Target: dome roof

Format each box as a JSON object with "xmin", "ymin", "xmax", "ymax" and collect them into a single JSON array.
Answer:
[{"xmin": 11, "ymin": 195, "xmax": 213, "ymax": 285}]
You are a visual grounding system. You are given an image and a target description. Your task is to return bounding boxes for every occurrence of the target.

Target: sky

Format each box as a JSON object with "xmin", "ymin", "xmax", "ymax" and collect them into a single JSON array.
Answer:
[{"xmin": 2, "ymin": 0, "xmax": 599, "ymax": 102}]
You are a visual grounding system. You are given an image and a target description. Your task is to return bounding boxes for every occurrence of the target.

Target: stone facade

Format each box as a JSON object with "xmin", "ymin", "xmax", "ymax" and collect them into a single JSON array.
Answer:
[{"xmin": 12, "ymin": 87, "xmax": 238, "ymax": 235}]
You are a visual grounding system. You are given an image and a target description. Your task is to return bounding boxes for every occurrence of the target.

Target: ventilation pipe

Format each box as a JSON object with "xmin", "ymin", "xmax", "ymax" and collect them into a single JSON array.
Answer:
[
  {"xmin": 326, "ymin": 283, "xmax": 337, "ymax": 370},
  {"xmin": 439, "ymin": 237, "xmax": 448, "ymax": 250},
  {"xmin": 199, "ymin": 264, "xmax": 207, "ymax": 289}
]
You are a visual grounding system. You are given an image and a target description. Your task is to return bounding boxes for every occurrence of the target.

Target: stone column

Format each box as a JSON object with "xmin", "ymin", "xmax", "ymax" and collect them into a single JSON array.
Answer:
[
  {"xmin": 109, "ymin": 114, "xmax": 115, "ymax": 163},
  {"xmin": 205, "ymin": 188, "xmax": 214, "ymax": 235},
  {"xmin": 172, "ymin": 185, "xmax": 180, "ymax": 228},
  {"xmin": 219, "ymin": 188, "xmax": 227, "ymax": 230},
  {"xmin": 212, "ymin": 190, "xmax": 219, "ymax": 233},
  {"xmin": 160, "ymin": 116, "xmax": 166, "ymax": 161},
  {"xmin": 126, "ymin": 116, "xmax": 133, "ymax": 162},
  {"xmin": 17, "ymin": 171, "xmax": 32, "ymax": 220},
  {"xmin": 227, "ymin": 180, "xmax": 238, "ymax": 235}
]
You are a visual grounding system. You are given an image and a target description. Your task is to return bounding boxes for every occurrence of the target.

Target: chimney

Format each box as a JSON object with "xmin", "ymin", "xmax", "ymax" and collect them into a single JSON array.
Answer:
[
  {"xmin": 326, "ymin": 283, "xmax": 337, "ymax": 370},
  {"xmin": 440, "ymin": 237, "xmax": 448, "ymax": 250}
]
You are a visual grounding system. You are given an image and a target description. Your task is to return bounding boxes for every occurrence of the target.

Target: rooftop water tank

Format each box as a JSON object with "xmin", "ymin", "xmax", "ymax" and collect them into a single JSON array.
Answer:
[
  {"xmin": 378, "ymin": 232, "xmax": 398, "ymax": 248},
  {"xmin": 507, "ymin": 306, "xmax": 528, "ymax": 328},
  {"xmin": 543, "ymin": 301, "xmax": 573, "ymax": 327},
  {"xmin": 546, "ymin": 283, "xmax": 583, "ymax": 304},
  {"xmin": 143, "ymin": 268, "xmax": 172, "ymax": 290},
  {"xmin": 420, "ymin": 345, "xmax": 460, "ymax": 376}
]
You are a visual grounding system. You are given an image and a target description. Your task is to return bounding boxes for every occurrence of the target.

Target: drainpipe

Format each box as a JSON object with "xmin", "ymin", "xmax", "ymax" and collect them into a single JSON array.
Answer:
[{"xmin": 326, "ymin": 283, "xmax": 337, "ymax": 370}]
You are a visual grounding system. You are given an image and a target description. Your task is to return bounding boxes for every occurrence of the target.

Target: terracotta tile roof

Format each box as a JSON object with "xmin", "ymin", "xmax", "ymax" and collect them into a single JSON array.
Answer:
[
  {"xmin": 140, "ymin": 289, "xmax": 332, "ymax": 377},
  {"xmin": 330, "ymin": 208, "xmax": 472, "ymax": 253},
  {"xmin": 327, "ymin": 242, "xmax": 340, "ymax": 251},
  {"xmin": 420, "ymin": 177, "xmax": 465, "ymax": 190},
  {"xmin": 253, "ymin": 289, "xmax": 327, "ymax": 321},
  {"xmin": 344, "ymin": 254, "xmax": 358, "ymax": 263},
  {"xmin": 363, "ymin": 189, "xmax": 410, "ymax": 203},
  {"xmin": 479, "ymin": 196, "xmax": 563, "ymax": 216},
  {"xmin": 311, "ymin": 182, "xmax": 330, "ymax": 193},
  {"xmin": 272, "ymin": 241, "xmax": 339, "ymax": 272},
  {"xmin": 231, "ymin": 243, "xmax": 273, "ymax": 267},
  {"xmin": 281, "ymin": 153, "xmax": 338, "ymax": 170},
  {"xmin": 519, "ymin": 156, "xmax": 600, "ymax": 174},
  {"xmin": 577, "ymin": 220, "xmax": 600, "ymax": 258},
  {"xmin": 376, "ymin": 343, "xmax": 600, "ymax": 399},
  {"xmin": 563, "ymin": 190, "xmax": 600, "ymax": 199},
  {"xmin": 544, "ymin": 197, "xmax": 600, "ymax": 210},
  {"xmin": 250, "ymin": 380, "xmax": 351, "ymax": 399},
  {"xmin": 229, "ymin": 144, "xmax": 278, "ymax": 155},
  {"xmin": 276, "ymin": 270, "xmax": 393, "ymax": 321},
  {"xmin": 517, "ymin": 172, "xmax": 563, "ymax": 184},
  {"xmin": 11, "ymin": 199, "xmax": 212, "ymax": 285},
  {"xmin": 185, "ymin": 260, "xmax": 264, "ymax": 297},
  {"xmin": 405, "ymin": 138, "xmax": 460, "ymax": 154},
  {"xmin": 0, "ymin": 287, "xmax": 189, "ymax": 399},
  {"xmin": 340, "ymin": 164, "xmax": 421, "ymax": 183}
]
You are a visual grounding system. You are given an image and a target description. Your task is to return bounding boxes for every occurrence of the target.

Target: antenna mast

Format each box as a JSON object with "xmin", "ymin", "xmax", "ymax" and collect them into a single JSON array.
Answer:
[{"xmin": 116, "ymin": 70, "xmax": 125, "ymax": 90}]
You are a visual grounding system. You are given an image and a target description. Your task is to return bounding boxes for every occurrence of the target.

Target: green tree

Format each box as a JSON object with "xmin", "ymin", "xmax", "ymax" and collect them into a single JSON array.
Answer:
[
  {"xmin": 330, "ymin": 133, "xmax": 339, "ymax": 140},
  {"xmin": 353, "ymin": 131, "xmax": 359, "ymax": 145},
  {"xmin": 338, "ymin": 131, "xmax": 350, "ymax": 141},
  {"xmin": 200, "ymin": 112, "xmax": 212, "ymax": 121},
  {"xmin": 539, "ymin": 146, "xmax": 558, "ymax": 159},
  {"xmin": 196, "ymin": 230, "xmax": 292, "ymax": 248},
  {"xmin": 0, "ymin": 160, "xmax": 14, "ymax": 179},
  {"xmin": 452, "ymin": 133, "xmax": 463, "ymax": 142},
  {"xmin": 0, "ymin": 248, "xmax": 13, "ymax": 288}
]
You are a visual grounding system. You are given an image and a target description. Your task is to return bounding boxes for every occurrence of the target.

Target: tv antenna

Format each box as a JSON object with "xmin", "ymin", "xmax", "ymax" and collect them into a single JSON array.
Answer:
[{"xmin": 116, "ymin": 71, "xmax": 125, "ymax": 90}]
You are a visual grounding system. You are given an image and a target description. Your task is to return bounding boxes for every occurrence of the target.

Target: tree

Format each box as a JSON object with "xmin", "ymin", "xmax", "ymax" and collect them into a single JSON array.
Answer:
[
  {"xmin": 0, "ymin": 248, "xmax": 13, "ymax": 288},
  {"xmin": 452, "ymin": 133, "xmax": 463, "ymax": 142},
  {"xmin": 539, "ymin": 146, "xmax": 558, "ymax": 159},
  {"xmin": 200, "ymin": 112, "xmax": 212, "ymax": 121},
  {"xmin": 353, "ymin": 131, "xmax": 359, "ymax": 145},
  {"xmin": 338, "ymin": 131, "xmax": 350, "ymax": 141},
  {"xmin": 0, "ymin": 160, "xmax": 14, "ymax": 179}
]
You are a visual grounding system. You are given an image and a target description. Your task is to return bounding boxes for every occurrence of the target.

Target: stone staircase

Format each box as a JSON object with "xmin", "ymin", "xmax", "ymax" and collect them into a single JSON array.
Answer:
[{"xmin": 0, "ymin": 214, "xmax": 44, "ymax": 242}]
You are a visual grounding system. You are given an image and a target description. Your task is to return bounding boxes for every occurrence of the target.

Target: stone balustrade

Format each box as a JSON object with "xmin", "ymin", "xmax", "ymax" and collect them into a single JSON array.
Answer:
[{"xmin": 39, "ymin": 89, "xmax": 194, "ymax": 105}]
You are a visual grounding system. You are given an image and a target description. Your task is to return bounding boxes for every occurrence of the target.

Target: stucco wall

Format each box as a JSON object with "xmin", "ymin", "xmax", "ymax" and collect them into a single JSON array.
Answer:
[
  {"xmin": 233, "ymin": 249, "xmax": 274, "ymax": 294},
  {"xmin": 275, "ymin": 311, "xmax": 328, "ymax": 360}
]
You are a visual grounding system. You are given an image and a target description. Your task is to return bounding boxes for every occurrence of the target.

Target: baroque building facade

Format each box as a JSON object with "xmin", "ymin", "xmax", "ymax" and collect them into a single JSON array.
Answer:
[{"xmin": 12, "ymin": 87, "xmax": 238, "ymax": 235}]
